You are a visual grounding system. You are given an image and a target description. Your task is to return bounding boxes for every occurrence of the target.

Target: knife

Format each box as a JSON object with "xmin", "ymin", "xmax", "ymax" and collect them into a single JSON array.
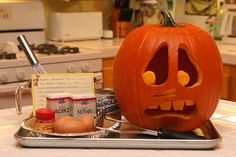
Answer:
[{"xmin": 96, "ymin": 113, "xmax": 206, "ymax": 140}]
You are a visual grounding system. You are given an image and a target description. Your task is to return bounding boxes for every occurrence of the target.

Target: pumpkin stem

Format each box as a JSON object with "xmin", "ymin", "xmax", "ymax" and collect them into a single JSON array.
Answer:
[{"xmin": 160, "ymin": 10, "xmax": 179, "ymax": 27}]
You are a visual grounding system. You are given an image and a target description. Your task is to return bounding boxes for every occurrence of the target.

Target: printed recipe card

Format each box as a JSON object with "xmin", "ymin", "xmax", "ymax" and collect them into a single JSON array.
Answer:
[{"xmin": 31, "ymin": 73, "xmax": 95, "ymax": 111}]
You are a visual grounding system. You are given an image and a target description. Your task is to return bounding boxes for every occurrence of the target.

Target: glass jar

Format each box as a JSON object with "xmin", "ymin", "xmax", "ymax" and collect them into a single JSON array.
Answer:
[
  {"xmin": 34, "ymin": 108, "xmax": 55, "ymax": 133},
  {"xmin": 213, "ymin": 2, "xmax": 224, "ymax": 40},
  {"xmin": 140, "ymin": 0, "xmax": 159, "ymax": 25}
]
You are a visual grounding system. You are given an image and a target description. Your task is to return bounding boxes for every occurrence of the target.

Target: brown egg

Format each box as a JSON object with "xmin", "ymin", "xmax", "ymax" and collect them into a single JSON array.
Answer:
[
  {"xmin": 53, "ymin": 116, "xmax": 74, "ymax": 129},
  {"xmin": 54, "ymin": 116, "xmax": 86, "ymax": 133},
  {"xmin": 80, "ymin": 114, "xmax": 95, "ymax": 132},
  {"xmin": 57, "ymin": 115, "xmax": 74, "ymax": 122},
  {"xmin": 54, "ymin": 118, "xmax": 67, "ymax": 133}
]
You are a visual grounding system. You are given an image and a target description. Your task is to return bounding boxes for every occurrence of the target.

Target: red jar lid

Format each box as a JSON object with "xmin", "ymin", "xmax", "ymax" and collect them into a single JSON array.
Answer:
[{"xmin": 36, "ymin": 108, "xmax": 55, "ymax": 120}]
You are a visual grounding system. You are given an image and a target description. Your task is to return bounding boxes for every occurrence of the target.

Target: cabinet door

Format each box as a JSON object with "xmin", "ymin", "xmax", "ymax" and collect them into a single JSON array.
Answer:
[
  {"xmin": 221, "ymin": 64, "xmax": 234, "ymax": 101},
  {"xmin": 102, "ymin": 58, "xmax": 115, "ymax": 88},
  {"xmin": 221, "ymin": 73, "xmax": 231, "ymax": 100}
]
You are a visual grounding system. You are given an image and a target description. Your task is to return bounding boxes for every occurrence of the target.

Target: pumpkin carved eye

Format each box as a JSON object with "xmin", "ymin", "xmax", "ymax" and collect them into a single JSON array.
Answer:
[{"xmin": 144, "ymin": 44, "xmax": 168, "ymax": 85}]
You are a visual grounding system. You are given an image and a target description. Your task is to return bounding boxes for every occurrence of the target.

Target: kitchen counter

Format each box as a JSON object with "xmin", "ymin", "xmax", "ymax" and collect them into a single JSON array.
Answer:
[
  {"xmin": 62, "ymin": 38, "xmax": 236, "ymax": 66},
  {"xmin": 0, "ymin": 100, "xmax": 236, "ymax": 157},
  {"xmin": 55, "ymin": 38, "xmax": 123, "ymax": 59},
  {"xmin": 1, "ymin": 38, "xmax": 235, "ymax": 68}
]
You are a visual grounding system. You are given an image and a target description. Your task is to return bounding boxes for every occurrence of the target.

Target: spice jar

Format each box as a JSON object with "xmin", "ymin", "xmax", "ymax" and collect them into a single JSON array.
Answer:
[
  {"xmin": 34, "ymin": 108, "xmax": 55, "ymax": 133},
  {"xmin": 140, "ymin": 0, "xmax": 159, "ymax": 25}
]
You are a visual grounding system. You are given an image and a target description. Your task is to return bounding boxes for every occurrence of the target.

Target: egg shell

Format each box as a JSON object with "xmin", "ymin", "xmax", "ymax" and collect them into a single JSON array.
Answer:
[
  {"xmin": 57, "ymin": 115, "xmax": 74, "ymax": 121},
  {"xmin": 80, "ymin": 114, "xmax": 95, "ymax": 132},
  {"xmin": 54, "ymin": 116, "xmax": 86, "ymax": 133},
  {"xmin": 53, "ymin": 116, "xmax": 74, "ymax": 128}
]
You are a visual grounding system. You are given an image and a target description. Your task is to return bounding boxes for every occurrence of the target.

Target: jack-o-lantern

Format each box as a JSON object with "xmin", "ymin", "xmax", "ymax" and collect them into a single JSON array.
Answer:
[{"xmin": 113, "ymin": 10, "xmax": 223, "ymax": 132}]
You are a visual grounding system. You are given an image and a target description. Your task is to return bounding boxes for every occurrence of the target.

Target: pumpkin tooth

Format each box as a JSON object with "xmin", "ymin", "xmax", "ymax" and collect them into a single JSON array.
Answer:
[
  {"xmin": 185, "ymin": 100, "xmax": 194, "ymax": 106},
  {"xmin": 172, "ymin": 100, "xmax": 185, "ymax": 111},
  {"xmin": 148, "ymin": 104, "xmax": 159, "ymax": 109},
  {"xmin": 159, "ymin": 101, "xmax": 172, "ymax": 111}
]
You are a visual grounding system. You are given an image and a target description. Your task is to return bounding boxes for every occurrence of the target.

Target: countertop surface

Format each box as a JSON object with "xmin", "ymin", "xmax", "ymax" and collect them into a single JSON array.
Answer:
[
  {"xmin": 61, "ymin": 38, "xmax": 236, "ymax": 66},
  {"xmin": 1, "ymin": 38, "xmax": 236, "ymax": 68},
  {"xmin": 0, "ymin": 100, "xmax": 236, "ymax": 157}
]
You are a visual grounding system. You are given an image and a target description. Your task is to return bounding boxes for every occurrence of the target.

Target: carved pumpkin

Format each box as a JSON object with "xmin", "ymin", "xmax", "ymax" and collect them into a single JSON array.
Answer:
[{"xmin": 113, "ymin": 10, "xmax": 223, "ymax": 132}]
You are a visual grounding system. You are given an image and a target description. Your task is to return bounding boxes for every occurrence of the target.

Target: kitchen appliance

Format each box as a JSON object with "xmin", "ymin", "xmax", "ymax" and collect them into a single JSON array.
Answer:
[
  {"xmin": 48, "ymin": 12, "xmax": 103, "ymax": 41},
  {"xmin": 220, "ymin": 4, "xmax": 236, "ymax": 44},
  {"xmin": 0, "ymin": 1, "xmax": 46, "ymax": 45}
]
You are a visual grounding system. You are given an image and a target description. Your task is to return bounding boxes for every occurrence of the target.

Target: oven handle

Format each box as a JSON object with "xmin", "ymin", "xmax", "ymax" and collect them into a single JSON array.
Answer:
[{"xmin": 15, "ymin": 80, "xmax": 31, "ymax": 115}]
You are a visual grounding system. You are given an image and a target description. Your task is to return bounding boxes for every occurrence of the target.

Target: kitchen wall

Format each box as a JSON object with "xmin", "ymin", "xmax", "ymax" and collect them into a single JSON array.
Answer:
[
  {"xmin": 2, "ymin": 0, "xmax": 114, "ymax": 29},
  {"xmin": 41, "ymin": 0, "xmax": 113, "ymax": 29},
  {"xmin": 1, "ymin": 0, "xmax": 224, "ymax": 32}
]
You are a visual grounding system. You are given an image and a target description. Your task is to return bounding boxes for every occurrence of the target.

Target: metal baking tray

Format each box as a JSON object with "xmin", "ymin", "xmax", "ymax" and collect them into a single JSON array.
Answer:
[{"xmin": 15, "ymin": 118, "xmax": 222, "ymax": 149}]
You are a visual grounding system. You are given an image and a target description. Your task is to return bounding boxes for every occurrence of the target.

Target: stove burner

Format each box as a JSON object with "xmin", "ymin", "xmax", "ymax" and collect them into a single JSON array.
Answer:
[
  {"xmin": 0, "ymin": 43, "xmax": 80, "ymax": 60},
  {"xmin": 36, "ymin": 44, "xmax": 58, "ymax": 55},
  {"xmin": 60, "ymin": 46, "xmax": 80, "ymax": 54},
  {"xmin": 0, "ymin": 52, "xmax": 17, "ymax": 60},
  {"xmin": 35, "ymin": 43, "xmax": 80, "ymax": 55},
  {"xmin": 18, "ymin": 43, "xmax": 80, "ymax": 55}
]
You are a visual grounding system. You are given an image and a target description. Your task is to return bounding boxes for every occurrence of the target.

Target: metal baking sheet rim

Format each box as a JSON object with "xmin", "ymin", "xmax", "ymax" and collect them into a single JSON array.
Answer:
[{"xmin": 14, "ymin": 128, "xmax": 222, "ymax": 149}]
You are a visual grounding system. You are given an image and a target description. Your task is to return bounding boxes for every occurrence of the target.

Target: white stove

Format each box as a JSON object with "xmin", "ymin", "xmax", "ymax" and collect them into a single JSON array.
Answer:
[
  {"xmin": 0, "ymin": 1, "xmax": 122, "ymax": 109},
  {"xmin": 0, "ymin": 39, "xmax": 122, "ymax": 109}
]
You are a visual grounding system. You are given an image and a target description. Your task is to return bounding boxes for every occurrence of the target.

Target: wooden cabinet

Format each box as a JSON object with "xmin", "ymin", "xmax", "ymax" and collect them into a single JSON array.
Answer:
[
  {"xmin": 102, "ymin": 57, "xmax": 115, "ymax": 88},
  {"xmin": 221, "ymin": 64, "xmax": 236, "ymax": 101}
]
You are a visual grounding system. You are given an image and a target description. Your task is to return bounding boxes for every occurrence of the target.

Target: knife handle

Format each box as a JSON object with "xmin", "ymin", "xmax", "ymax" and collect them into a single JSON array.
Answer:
[{"xmin": 158, "ymin": 129, "xmax": 207, "ymax": 140}]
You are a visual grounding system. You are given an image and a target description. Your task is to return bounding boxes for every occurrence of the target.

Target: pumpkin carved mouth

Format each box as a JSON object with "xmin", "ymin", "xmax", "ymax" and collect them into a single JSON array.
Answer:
[{"xmin": 145, "ymin": 100, "xmax": 196, "ymax": 119}]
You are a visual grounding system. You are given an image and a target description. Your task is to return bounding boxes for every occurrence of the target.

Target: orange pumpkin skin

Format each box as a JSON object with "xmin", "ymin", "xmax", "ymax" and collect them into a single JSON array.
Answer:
[{"xmin": 113, "ymin": 13, "xmax": 223, "ymax": 132}]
